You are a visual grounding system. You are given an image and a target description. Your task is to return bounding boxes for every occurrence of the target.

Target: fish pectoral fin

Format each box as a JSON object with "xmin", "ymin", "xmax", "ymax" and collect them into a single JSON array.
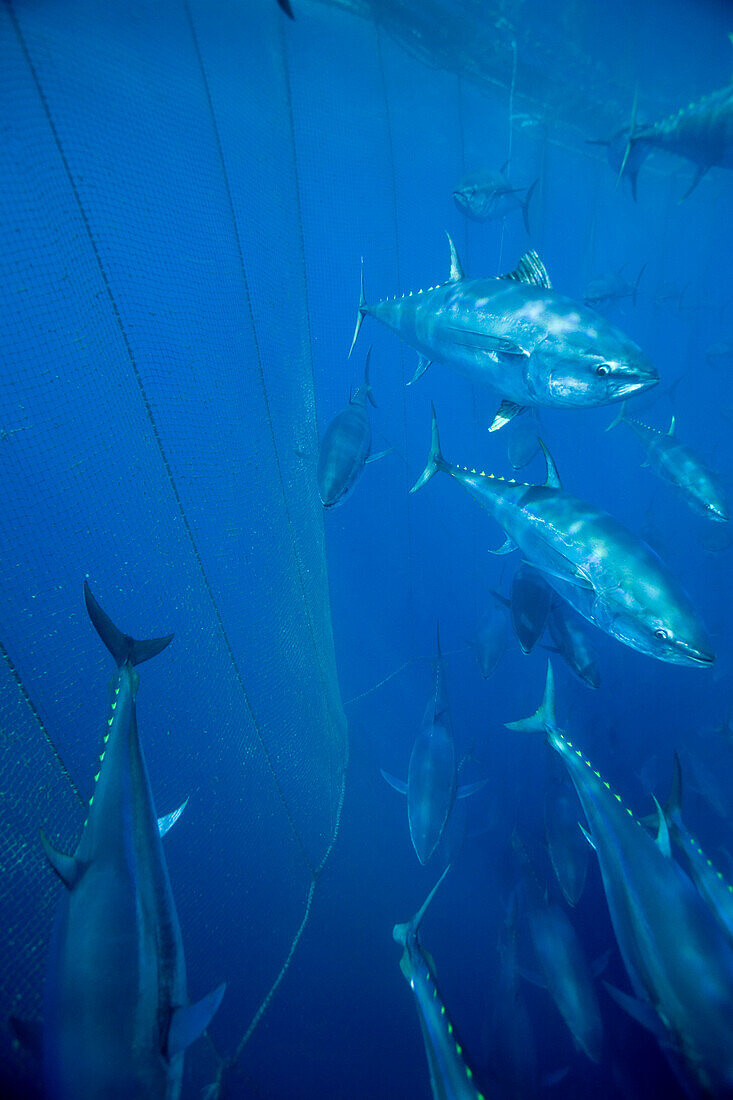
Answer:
[
  {"xmin": 489, "ymin": 399, "xmax": 527, "ymax": 432},
  {"xmin": 591, "ymin": 948, "xmax": 612, "ymax": 979},
  {"xmin": 457, "ymin": 777, "xmax": 488, "ymax": 799},
  {"xmin": 366, "ymin": 446, "xmax": 395, "ymax": 464},
  {"xmin": 40, "ymin": 831, "xmax": 85, "ymax": 889},
  {"xmin": 407, "ymin": 354, "xmax": 431, "ymax": 386},
  {"xmin": 578, "ymin": 821, "xmax": 596, "ymax": 850},
  {"xmin": 527, "ymin": 560, "xmax": 594, "ymax": 591},
  {"xmin": 489, "ymin": 537, "xmax": 518, "ymax": 556},
  {"xmin": 602, "ymin": 982, "xmax": 667, "ymax": 1041},
  {"xmin": 158, "ymin": 797, "xmax": 189, "ymax": 838},
  {"xmin": 167, "ymin": 983, "xmax": 226, "ymax": 1059},
  {"xmin": 447, "ymin": 327, "xmax": 528, "ymax": 358},
  {"xmin": 679, "ymin": 163, "xmax": 708, "ymax": 202},
  {"xmin": 380, "ymin": 769, "xmax": 408, "ymax": 796}
]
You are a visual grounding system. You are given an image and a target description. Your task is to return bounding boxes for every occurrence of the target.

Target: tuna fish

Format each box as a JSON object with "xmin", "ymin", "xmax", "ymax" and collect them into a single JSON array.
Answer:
[
  {"xmin": 607, "ymin": 404, "xmax": 729, "ymax": 522},
  {"xmin": 545, "ymin": 766, "xmax": 590, "ymax": 906},
  {"xmin": 349, "ymin": 239, "xmax": 658, "ymax": 431},
  {"xmin": 317, "ymin": 349, "xmax": 379, "ymax": 507},
  {"xmin": 546, "ymin": 601, "xmax": 601, "ymax": 689},
  {"xmin": 508, "ymin": 663, "xmax": 733, "ymax": 1097},
  {"xmin": 616, "ymin": 82, "xmax": 733, "ymax": 199},
  {"xmin": 469, "ymin": 594, "xmax": 509, "ymax": 679},
  {"xmin": 394, "ymin": 868, "xmax": 486, "ymax": 1099},
  {"xmin": 584, "ymin": 265, "xmax": 645, "ymax": 309},
  {"xmin": 41, "ymin": 583, "xmax": 225, "ymax": 1100},
  {"xmin": 411, "ymin": 406, "xmax": 714, "ymax": 667},
  {"xmin": 453, "ymin": 163, "xmax": 538, "ymax": 232}
]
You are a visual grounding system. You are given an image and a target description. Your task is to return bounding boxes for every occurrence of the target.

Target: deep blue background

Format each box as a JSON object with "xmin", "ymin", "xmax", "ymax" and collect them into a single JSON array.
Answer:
[{"xmin": 1, "ymin": 1, "xmax": 732, "ymax": 1097}]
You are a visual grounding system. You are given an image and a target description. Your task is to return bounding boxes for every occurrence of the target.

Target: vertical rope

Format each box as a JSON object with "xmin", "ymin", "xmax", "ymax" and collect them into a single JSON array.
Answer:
[{"xmin": 497, "ymin": 38, "xmax": 517, "ymax": 275}]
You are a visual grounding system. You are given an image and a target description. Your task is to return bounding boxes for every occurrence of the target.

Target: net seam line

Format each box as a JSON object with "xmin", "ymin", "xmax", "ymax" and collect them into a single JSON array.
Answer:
[
  {"xmin": 8, "ymin": 1, "xmax": 315, "ymax": 876},
  {"xmin": 182, "ymin": 0, "xmax": 337, "ymax": 878}
]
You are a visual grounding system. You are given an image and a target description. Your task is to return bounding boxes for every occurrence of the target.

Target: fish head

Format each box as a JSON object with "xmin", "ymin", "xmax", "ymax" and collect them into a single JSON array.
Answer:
[
  {"xmin": 453, "ymin": 171, "xmax": 502, "ymax": 220},
  {"xmin": 698, "ymin": 479, "xmax": 730, "ymax": 523},
  {"xmin": 611, "ymin": 600, "xmax": 715, "ymax": 668},
  {"xmin": 525, "ymin": 327, "xmax": 658, "ymax": 408}
]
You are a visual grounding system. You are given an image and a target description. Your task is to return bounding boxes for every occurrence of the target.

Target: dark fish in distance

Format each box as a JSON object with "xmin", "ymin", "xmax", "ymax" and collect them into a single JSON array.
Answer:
[
  {"xmin": 584, "ymin": 264, "xmax": 645, "ymax": 308},
  {"xmin": 317, "ymin": 350, "xmax": 378, "ymax": 507},
  {"xmin": 453, "ymin": 163, "xmax": 538, "ymax": 233}
]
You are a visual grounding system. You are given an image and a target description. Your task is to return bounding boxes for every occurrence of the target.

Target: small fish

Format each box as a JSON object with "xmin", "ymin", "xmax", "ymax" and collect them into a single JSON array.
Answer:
[
  {"xmin": 546, "ymin": 602, "xmax": 600, "ymax": 689},
  {"xmin": 453, "ymin": 163, "xmax": 538, "ymax": 233},
  {"xmin": 317, "ymin": 350, "xmax": 378, "ymax": 507},
  {"xmin": 706, "ymin": 340, "xmax": 733, "ymax": 364},
  {"xmin": 394, "ymin": 869, "xmax": 486, "ymax": 1099},
  {"xmin": 545, "ymin": 766, "xmax": 590, "ymax": 906},
  {"xmin": 584, "ymin": 264, "xmax": 645, "ymax": 308},
  {"xmin": 349, "ymin": 238, "xmax": 658, "ymax": 432},
  {"xmin": 607, "ymin": 404, "xmax": 729, "ymax": 522},
  {"xmin": 469, "ymin": 593, "xmax": 508, "ymax": 679},
  {"xmin": 411, "ymin": 406, "xmax": 714, "ymax": 667}
]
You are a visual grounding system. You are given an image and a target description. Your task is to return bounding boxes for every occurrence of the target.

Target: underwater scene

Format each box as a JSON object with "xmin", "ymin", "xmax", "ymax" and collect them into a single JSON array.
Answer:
[{"xmin": 1, "ymin": 0, "xmax": 732, "ymax": 1097}]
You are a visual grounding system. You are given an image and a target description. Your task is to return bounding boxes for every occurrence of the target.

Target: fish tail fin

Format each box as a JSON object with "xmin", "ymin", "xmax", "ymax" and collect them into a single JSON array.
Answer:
[
  {"xmin": 348, "ymin": 259, "xmax": 367, "ymax": 358},
  {"xmin": 84, "ymin": 580, "xmax": 173, "ymax": 667},
  {"xmin": 632, "ymin": 263, "xmax": 646, "ymax": 306},
  {"xmin": 521, "ymin": 178, "xmax": 539, "ymax": 235},
  {"xmin": 605, "ymin": 401, "xmax": 628, "ymax": 432},
  {"xmin": 410, "ymin": 403, "xmax": 448, "ymax": 493},
  {"xmin": 393, "ymin": 865, "xmax": 451, "ymax": 951},
  {"xmin": 505, "ymin": 661, "xmax": 556, "ymax": 735},
  {"xmin": 362, "ymin": 345, "xmax": 377, "ymax": 408},
  {"xmin": 616, "ymin": 86, "xmax": 648, "ymax": 200}
]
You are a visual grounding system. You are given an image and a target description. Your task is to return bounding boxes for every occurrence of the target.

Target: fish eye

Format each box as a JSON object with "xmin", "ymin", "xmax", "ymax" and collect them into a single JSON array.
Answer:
[
  {"xmin": 654, "ymin": 627, "xmax": 669, "ymax": 641},
  {"xmin": 595, "ymin": 363, "xmax": 610, "ymax": 376}
]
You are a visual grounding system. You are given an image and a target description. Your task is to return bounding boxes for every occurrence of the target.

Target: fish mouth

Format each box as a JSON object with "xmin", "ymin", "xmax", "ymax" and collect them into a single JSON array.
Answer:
[
  {"xmin": 679, "ymin": 644, "xmax": 715, "ymax": 667},
  {"xmin": 607, "ymin": 368, "xmax": 659, "ymax": 398}
]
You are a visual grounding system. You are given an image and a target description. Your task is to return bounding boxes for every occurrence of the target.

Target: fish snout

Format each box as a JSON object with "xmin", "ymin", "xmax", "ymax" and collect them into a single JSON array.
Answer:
[{"xmin": 605, "ymin": 354, "xmax": 659, "ymax": 399}]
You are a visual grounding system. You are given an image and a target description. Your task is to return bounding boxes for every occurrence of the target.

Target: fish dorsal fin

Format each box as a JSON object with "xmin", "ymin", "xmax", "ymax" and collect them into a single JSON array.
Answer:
[
  {"xmin": 446, "ymin": 233, "xmax": 464, "ymax": 282},
  {"xmin": 652, "ymin": 794, "xmax": 671, "ymax": 858},
  {"xmin": 167, "ymin": 984, "xmax": 226, "ymax": 1059},
  {"xmin": 500, "ymin": 250, "xmax": 552, "ymax": 290},
  {"xmin": 539, "ymin": 440, "xmax": 562, "ymax": 488},
  {"xmin": 667, "ymin": 415, "xmax": 675, "ymax": 437}
]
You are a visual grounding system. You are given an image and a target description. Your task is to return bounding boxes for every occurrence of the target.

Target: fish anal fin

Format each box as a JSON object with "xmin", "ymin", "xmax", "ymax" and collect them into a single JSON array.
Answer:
[
  {"xmin": 40, "ymin": 831, "xmax": 84, "ymax": 889},
  {"xmin": 158, "ymin": 797, "xmax": 189, "ymax": 838},
  {"xmin": 457, "ymin": 777, "xmax": 488, "ymax": 799},
  {"xmin": 167, "ymin": 983, "xmax": 226, "ymax": 1060},
  {"xmin": 489, "ymin": 399, "xmax": 527, "ymax": 432},
  {"xmin": 680, "ymin": 164, "xmax": 708, "ymax": 202}
]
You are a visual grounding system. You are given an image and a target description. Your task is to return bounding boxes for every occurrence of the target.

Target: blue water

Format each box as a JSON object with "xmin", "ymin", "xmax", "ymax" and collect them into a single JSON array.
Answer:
[{"xmin": 1, "ymin": 1, "xmax": 732, "ymax": 1097}]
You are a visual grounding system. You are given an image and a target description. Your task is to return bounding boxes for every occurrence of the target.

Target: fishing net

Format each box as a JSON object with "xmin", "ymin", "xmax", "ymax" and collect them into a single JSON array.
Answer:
[{"xmin": 0, "ymin": 1, "xmax": 347, "ymax": 1093}]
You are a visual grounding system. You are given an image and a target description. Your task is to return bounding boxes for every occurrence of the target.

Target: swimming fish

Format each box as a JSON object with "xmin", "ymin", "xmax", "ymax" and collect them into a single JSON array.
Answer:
[
  {"xmin": 584, "ymin": 264, "xmax": 645, "ymax": 308},
  {"xmin": 411, "ymin": 406, "xmax": 713, "ymax": 667},
  {"xmin": 349, "ymin": 239, "xmax": 658, "ymax": 432},
  {"xmin": 382, "ymin": 628, "xmax": 485, "ymax": 864},
  {"xmin": 393, "ymin": 868, "xmax": 486, "ymax": 1099},
  {"xmin": 317, "ymin": 349, "xmax": 378, "ymax": 507},
  {"xmin": 508, "ymin": 664, "xmax": 733, "ymax": 1097},
  {"xmin": 618, "ymin": 82, "xmax": 733, "ymax": 200},
  {"xmin": 469, "ymin": 593, "xmax": 508, "ymax": 679},
  {"xmin": 453, "ymin": 163, "xmax": 538, "ymax": 232},
  {"xmin": 607, "ymin": 404, "xmax": 729, "ymax": 522},
  {"xmin": 545, "ymin": 765, "xmax": 590, "ymax": 906},
  {"xmin": 546, "ymin": 601, "xmax": 600, "ymax": 689},
  {"xmin": 41, "ymin": 583, "xmax": 225, "ymax": 1100}
]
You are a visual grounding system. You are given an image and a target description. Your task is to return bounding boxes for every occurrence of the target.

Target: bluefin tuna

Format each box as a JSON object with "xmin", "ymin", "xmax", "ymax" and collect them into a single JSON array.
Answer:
[
  {"xmin": 469, "ymin": 593, "xmax": 508, "ymax": 679},
  {"xmin": 41, "ymin": 583, "xmax": 225, "ymax": 1100},
  {"xmin": 584, "ymin": 265, "xmax": 645, "ymax": 309},
  {"xmin": 607, "ymin": 404, "xmax": 729, "ymax": 522},
  {"xmin": 411, "ymin": 406, "xmax": 714, "ymax": 667},
  {"xmin": 545, "ymin": 765, "xmax": 590, "ymax": 906},
  {"xmin": 393, "ymin": 868, "xmax": 486, "ymax": 1099},
  {"xmin": 546, "ymin": 601, "xmax": 601, "ymax": 689},
  {"xmin": 382, "ymin": 629, "xmax": 485, "ymax": 864},
  {"xmin": 508, "ymin": 663, "xmax": 733, "ymax": 1097},
  {"xmin": 317, "ymin": 349, "xmax": 379, "ymax": 507},
  {"xmin": 453, "ymin": 163, "xmax": 538, "ymax": 232},
  {"xmin": 349, "ymin": 240, "xmax": 658, "ymax": 431},
  {"xmin": 616, "ymin": 82, "xmax": 733, "ymax": 200},
  {"xmin": 513, "ymin": 833, "xmax": 603, "ymax": 1062}
]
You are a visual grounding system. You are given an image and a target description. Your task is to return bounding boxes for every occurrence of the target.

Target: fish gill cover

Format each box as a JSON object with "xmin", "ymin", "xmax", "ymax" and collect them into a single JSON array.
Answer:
[{"xmin": 0, "ymin": 0, "xmax": 731, "ymax": 1098}]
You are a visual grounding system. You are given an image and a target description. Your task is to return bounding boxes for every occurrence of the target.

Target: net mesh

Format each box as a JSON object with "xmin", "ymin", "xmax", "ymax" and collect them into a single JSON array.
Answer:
[{"xmin": 0, "ymin": 0, "xmax": 347, "ymax": 1091}]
